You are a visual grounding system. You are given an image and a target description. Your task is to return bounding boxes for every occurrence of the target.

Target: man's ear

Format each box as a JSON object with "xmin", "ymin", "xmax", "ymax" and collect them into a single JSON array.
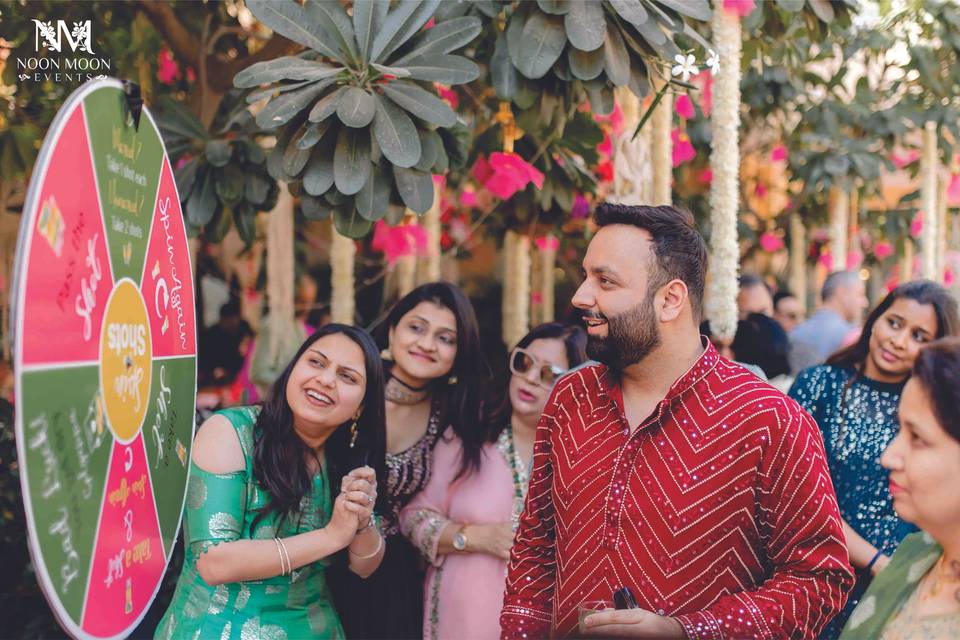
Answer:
[{"xmin": 658, "ymin": 279, "xmax": 689, "ymax": 323}]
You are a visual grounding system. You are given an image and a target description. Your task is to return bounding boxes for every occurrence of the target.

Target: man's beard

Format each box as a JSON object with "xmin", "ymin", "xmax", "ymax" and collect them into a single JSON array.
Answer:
[{"xmin": 585, "ymin": 296, "xmax": 661, "ymax": 371}]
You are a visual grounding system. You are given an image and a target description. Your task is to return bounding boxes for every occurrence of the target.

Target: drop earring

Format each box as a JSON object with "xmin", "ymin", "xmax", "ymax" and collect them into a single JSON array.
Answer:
[
  {"xmin": 349, "ymin": 419, "xmax": 359, "ymax": 448},
  {"xmin": 380, "ymin": 347, "xmax": 393, "ymax": 361},
  {"xmin": 447, "ymin": 375, "xmax": 458, "ymax": 385}
]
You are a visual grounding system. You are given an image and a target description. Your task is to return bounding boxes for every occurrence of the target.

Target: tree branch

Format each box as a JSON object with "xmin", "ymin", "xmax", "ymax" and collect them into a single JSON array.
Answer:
[{"xmin": 134, "ymin": 0, "xmax": 302, "ymax": 93}]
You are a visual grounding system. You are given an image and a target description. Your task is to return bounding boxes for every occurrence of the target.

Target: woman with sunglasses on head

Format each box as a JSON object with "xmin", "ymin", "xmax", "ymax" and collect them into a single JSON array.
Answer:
[
  {"xmin": 840, "ymin": 337, "xmax": 960, "ymax": 638},
  {"xmin": 155, "ymin": 324, "xmax": 386, "ymax": 640},
  {"xmin": 330, "ymin": 282, "xmax": 488, "ymax": 639},
  {"xmin": 788, "ymin": 280, "xmax": 958, "ymax": 637},
  {"xmin": 400, "ymin": 322, "xmax": 587, "ymax": 640}
]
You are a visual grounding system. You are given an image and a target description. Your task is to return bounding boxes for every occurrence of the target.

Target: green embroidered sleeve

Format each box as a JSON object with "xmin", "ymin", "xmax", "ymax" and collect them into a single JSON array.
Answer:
[{"xmin": 184, "ymin": 464, "xmax": 248, "ymax": 559}]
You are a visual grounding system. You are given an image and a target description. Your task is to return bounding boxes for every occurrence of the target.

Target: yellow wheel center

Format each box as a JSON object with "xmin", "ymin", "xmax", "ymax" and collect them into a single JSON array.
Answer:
[{"xmin": 99, "ymin": 278, "xmax": 152, "ymax": 442}]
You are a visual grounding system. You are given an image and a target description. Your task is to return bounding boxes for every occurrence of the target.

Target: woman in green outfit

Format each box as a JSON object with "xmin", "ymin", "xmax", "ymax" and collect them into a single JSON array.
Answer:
[
  {"xmin": 156, "ymin": 324, "xmax": 387, "ymax": 639},
  {"xmin": 841, "ymin": 337, "xmax": 960, "ymax": 639}
]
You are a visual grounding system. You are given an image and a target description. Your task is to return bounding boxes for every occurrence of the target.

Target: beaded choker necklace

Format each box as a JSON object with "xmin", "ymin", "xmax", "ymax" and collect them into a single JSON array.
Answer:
[{"xmin": 385, "ymin": 375, "xmax": 429, "ymax": 405}]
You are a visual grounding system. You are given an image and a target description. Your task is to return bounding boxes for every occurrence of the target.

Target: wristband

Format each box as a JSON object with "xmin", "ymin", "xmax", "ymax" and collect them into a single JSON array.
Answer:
[{"xmin": 866, "ymin": 549, "xmax": 884, "ymax": 572}]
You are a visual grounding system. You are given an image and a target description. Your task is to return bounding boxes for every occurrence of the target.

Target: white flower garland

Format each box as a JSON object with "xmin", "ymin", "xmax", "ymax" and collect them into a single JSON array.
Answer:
[
  {"xmin": 502, "ymin": 231, "xmax": 531, "ymax": 348},
  {"xmin": 789, "ymin": 212, "xmax": 807, "ymax": 312},
  {"xmin": 539, "ymin": 234, "xmax": 557, "ymax": 323},
  {"xmin": 267, "ymin": 183, "xmax": 295, "ymax": 359},
  {"xmin": 829, "ymin": 186, "xmax": 849, "ymax": 273},
  {"xmin": 705, "ymin": 3, "xmax": 741, "ymax": 341},
  {"xmin": 416, "ymin": 182, "xmax": 442, "ymax": 284},
  {"xmin": 612, "ymin": 87, "xmax": 654, "ymax": 205},
  {"xmin": 921, "ymin": 120, "xmax": 939, "ymax": 280},
  {"xmin": 651, "ymin": 81, "xmax": 673, "ymax": 206},
  {"xmin": 330, "ymin": 222, "xmax": 356, "ymax": 324}
]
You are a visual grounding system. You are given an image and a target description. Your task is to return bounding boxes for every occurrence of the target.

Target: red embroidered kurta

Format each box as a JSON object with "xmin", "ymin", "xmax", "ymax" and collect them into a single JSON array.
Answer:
[{"xmin": 500, "ymin": 343, "xmax": 854, "ymax": 639}]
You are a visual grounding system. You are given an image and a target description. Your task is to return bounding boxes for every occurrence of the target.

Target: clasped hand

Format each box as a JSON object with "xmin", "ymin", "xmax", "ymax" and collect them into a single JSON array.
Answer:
[{"xmin": 328, "ymin": 466, "xmax": 377, "ymax": 546}]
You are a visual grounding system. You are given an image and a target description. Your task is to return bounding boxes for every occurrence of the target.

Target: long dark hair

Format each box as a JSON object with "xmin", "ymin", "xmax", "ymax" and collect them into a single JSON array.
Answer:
[
  {"xmin": 912, "ymin": 337, "xmax": 960, "ymax": 443},
  {"xmin": 471, "ymin": 322, "xmax": 588, "ymax": 478},
  {"xmin": 252, "ymin": 323, "xmax": 387, "ymax": 531},
  {"xmin": 827, "ymin": 280, "xmax": 959, "ymax": 380},
  {"xmin": 376, "ymin": 281, "xmax": 489, "ymax": 469}
]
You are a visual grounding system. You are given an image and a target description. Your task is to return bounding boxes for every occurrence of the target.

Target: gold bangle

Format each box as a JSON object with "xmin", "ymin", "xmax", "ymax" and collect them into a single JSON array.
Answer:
[
  {"xmin": 348, "ymin": 531, "xmax": 383, "ymax": 560},
  {"xmin": 275, "ymin": 537, "xmax": 292, "ymax": 575},
  {"xmin": 273, "ymin": 538, "xmax": 287, "ymax": 576}
]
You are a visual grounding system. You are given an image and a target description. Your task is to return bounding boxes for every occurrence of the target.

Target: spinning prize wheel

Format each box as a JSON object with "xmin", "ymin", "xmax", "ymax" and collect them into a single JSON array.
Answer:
[{"xmin": 12, "ymin": 78, "xmax": 197, "ymax": 639}]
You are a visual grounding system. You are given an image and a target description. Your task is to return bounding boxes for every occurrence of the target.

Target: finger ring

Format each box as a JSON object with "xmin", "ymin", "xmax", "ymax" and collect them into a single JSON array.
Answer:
[{"xmin": 366, "ymin": 495, "xmax": 374, "ymax": 504}]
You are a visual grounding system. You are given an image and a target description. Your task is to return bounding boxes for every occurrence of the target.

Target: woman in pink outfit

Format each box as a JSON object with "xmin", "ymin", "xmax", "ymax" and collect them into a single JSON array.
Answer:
[{"xmin": 400, "ymin": 322, "xmax": 587, "ymax": 640}]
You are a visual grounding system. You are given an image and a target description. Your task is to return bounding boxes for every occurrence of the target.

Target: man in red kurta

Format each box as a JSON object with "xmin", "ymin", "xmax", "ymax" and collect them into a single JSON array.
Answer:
[{"xmin": 500, "ymin": 204, "xmax": 854, "ymax": 639}]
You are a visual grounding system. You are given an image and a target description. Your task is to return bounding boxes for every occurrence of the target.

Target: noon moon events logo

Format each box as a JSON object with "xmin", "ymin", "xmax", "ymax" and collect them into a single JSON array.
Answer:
[{"xmin": 17, "ymin": 19, "xmax": 112, "ymax": 83}]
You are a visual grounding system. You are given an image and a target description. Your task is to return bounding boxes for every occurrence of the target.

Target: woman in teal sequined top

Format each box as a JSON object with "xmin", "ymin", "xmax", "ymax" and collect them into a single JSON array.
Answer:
[
  {"xmin": 789, "ymin": 280, "xmax": 958, "ymax": 637},
  {"xmin": 156, "ymin": 324, "xmax": 387, "ymax": 640}
]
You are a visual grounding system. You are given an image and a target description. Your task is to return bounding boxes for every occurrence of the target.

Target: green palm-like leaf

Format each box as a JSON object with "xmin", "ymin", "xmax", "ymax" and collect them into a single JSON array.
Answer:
[
  {"xmin": 245, "ymin": 0, "xmax": 341, "ymax": 59},
  {"xmin": 310, "ymin": 0, "xmax": 359, "ymax": 63},
  {"xmin": 538, "ymin": 0, "xmax": 570, "ymax": 15},
  {"xmin": 566, "ymin": 0, "xmax": 606, "ymax": 52},
  {"xmin": 303, "ymin": 138, "xmax": 336, "ymax": 196},
  {"xmin": 187, "ymin": 168, "xmax": 217, "ymax": 226},
  {"xmin": 399, "ymin": 54, "xmax": 480, "ymax": 84},
  {"xmin": 603, "ymin": 19, "xmax": 631, "ymax": 86},
  {"xmin": 356, "ymin": 163, "xmax": 391, "ymax": 220},
  {"xmin": 609, "ymin": 0, "xmax": 649, "ymax": 25},
  {"xmin": 393, "ymin": 16, "xmax": 482, "ymax": 64},
  {"xmin": 371, "ymin": 0, "xmax": 442, "ymax": 63},
  {"xmin": 516, "ymin": 11, "xmax": 567, "ymax": 79},
  {"xmin": 205, "ymin": 139, "xmax": 232, "ymax": 167},
  {"xmin": 256, "ymin": 82, "xmax": 332, "ymax": 129},
  {"xmin": 393, "ymin": 166, "xmax": 434, "ymax": 213},
  {"xmin": 568, "ymin": 46, "xmax": 605, "ymax": 81},
  {"xmin": 334, "ymin": 208, "xmax": 373, "ymax": 238},
  {"xmin": 655, "ymin": 0, "xmax": 711, "ymax": 22},
  {"xmin": 309, "ymin": 86, "xmax": 347, "ymax": 122},
  {"xmin": 353, "ymin": 0, "xmax": 389, "ymax": 63},
  {"xmin": 337, "ymin": 88, "xmax": 377, "ymax": 128},
  {"xmin": 372, "ymin": 94, "xmax": 421, "ymax": 167},
  {"xmin": 334, "ymin": 127, "xmax": 371, "ymax": 195},
  {"xmin": 492, "ymin": 33, "xmax": 520, "ymax": 98},
  {"xmin": 234, "ymin": 57, "xmax": 339, "ymax": 88},
  {"xmin": 382, "ymin": 81, "xmax": 457, "ymax": 127}
]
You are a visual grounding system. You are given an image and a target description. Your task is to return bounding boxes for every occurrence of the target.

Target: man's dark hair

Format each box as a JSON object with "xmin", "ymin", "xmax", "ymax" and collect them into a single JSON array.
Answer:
[
  {"xmin": 773, "ymin": 290, "xmax": 795, "ymax": 308},
  {"xmin": 739, "ymin": 273, "xmax": 770, "ymax": 293},
  {"xmin": 594, "ymin": 203, "xmax": 708, "ymax": 320}
]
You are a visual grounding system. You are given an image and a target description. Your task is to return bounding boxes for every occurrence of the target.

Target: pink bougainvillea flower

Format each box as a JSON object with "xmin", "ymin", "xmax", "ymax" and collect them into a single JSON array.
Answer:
[
  {"xmin": 671, "ymin": 129, "xmax": 696, "ymax": 167},
  {"xmin": 531, "ymin": 292, "xmax": 544, "ymax": 305},
  {"xmin": 911, "ymin": 211, "xmax": 923, "ymax": 238},
  {"xmin": 435, "ymin": 83, "xmax": 458, "ymax": 109},
  {"xmin": 157, "ymin": 48, "xmax": 180, "ymax": 85},
  {"xmin": 946, "ymin": 267, "xmax": 956, "ymax": 287},
  {"xmin": 698, "ymin": 168, "xmax": 713, "ymax": 184},
  {"xmin": 818, "ymin": 252, "xmax": 834, "ymax": 272},
  {"xmin": 723, "ymin": 0, "xmax": 757, "ymax": 18},
  {"xmin": 471, "ymin": 155, "xmax": 493, "ymax": 184},
  {"xmin": 186, "ymin": 67, "xmax": 196, "ymax": 83},
  {"xmin": 759, "ymin": 232, "xmax": 784, "ymax": 253},
  {"xmin": 891, "ymin": 150, "xmax": 920, "ymax": 169},
  {"xmin": 846, "ymin": 250, "xmax": 863, "ymax": 270},
  {"xmin": 948, "ymin": 173, "xmax": 960, "ymax": 206},
  {"xmin": 372, "ymin": 220, "xmax": 427, "ymax": 265},
  {"xmin": 885, "ymin": 273, "xmax": 899, "ymax": 292},
  {"xmin": 771, "ymin": 145, "xmax": 787, "ymax": 162},
  {"xmin": 595, "ymin": 160, "xmax": 613, "ymax": 183},
  {"xmin": 535, "ymin": 235, "xmax": 561, "ymax": 251},
  {"xmin": 594, "ymin": 102, "xmax": 624, "ymax": 137},
  {"xmin": 423, "ymin": 17, "xmax": 436, "ymax": 30},
  {"xmin": 478, "ymin": 152, "xmax": 545, "ymax": 200},
  {"xmin": 755, "ymin": 182, "xmax": 768, "ymax": 198},
  {"xmin": 459, "ymin": 188, "xmax": 478, "ymax": 208},
  {"xmin": 873, "ymin": 240, "xmax": 894, "ymax": 260},
  {"xmin": 598, "ymin": 132, "xmax": 612, "ymax": 158},
  {"xmin": 571, "ymin": 193, "xmax": 590, "ymax": 219},
  {"xmin": 675, "ymin": 94, "xmax": 695, "ymax": 120}
]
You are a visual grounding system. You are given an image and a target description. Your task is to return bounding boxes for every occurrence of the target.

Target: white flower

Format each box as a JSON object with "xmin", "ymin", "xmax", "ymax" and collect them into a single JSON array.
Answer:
[
  {"xmin": 671, "ymin": 54, "xmax": 699, "ymax": 82},
  {"xmin": 706, "ymin": 50, "xmax": 720, "ymax": 76}
]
